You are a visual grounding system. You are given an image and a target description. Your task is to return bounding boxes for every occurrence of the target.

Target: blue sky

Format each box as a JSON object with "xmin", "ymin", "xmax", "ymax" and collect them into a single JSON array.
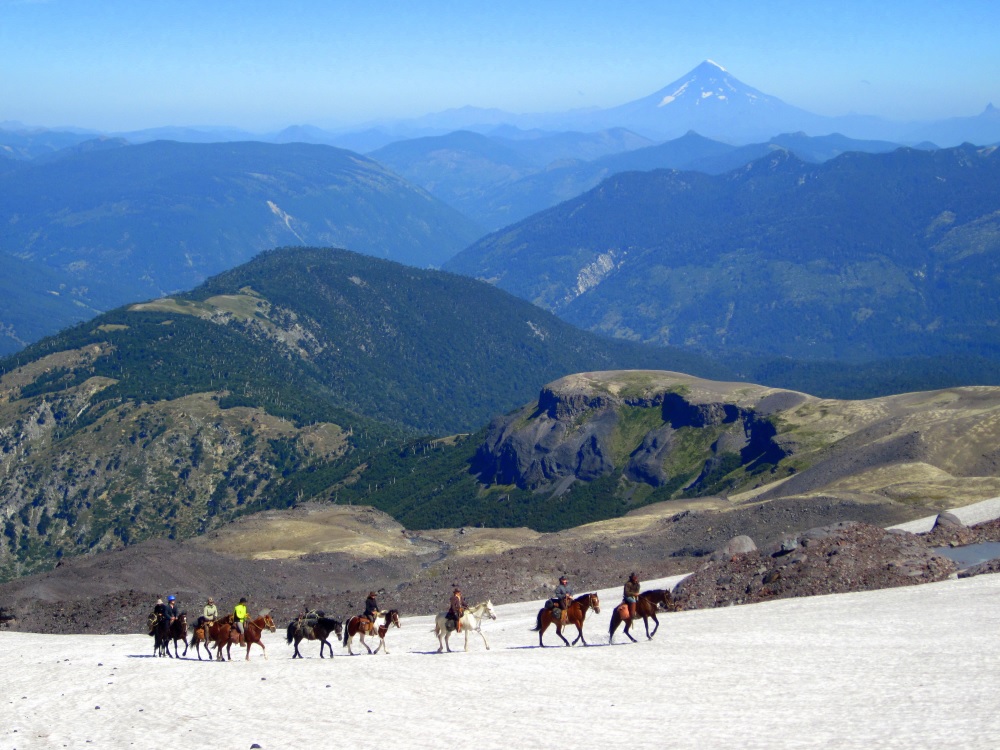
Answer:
[{"xmin": 2, "ymin": 0, "xmax": 998, "ymax": 132}]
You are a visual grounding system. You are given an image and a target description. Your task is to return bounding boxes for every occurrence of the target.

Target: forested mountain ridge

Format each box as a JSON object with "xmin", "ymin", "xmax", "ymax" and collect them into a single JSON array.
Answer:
[
  {"xmin": 0, "ymin": 247, "xmax": 726, "ymax": 579},
  {"xmin": 0, "ymin": 140, "xmax": 484, "ymax": 356},
  {"xmin": 446, "ymin": 143, "xmax": 1000, "ymax": 361}
]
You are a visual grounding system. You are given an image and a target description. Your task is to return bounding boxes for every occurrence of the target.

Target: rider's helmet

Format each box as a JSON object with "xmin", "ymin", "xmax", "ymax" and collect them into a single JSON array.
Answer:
[
  {"xmin": 560, "ymin": 576, "xmax": 568, "ymax": 582},
  {"xmin": 167, "ymin": 595, "xmax": 176, "ymax": 602},
  {"xmin": 239, "ymin": 597, "xmax": 247, "ymax": 603}
]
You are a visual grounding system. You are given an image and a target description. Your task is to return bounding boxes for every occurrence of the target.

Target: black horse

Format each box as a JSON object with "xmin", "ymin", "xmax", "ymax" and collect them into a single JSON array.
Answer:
[
  {"xmin": 286, "ymin": 614, "xmax": 344, "ymax": 658},
  {"xmin": 149, "ymin": 612, "xmax": 188, "ymax": 657},
  {"xmin": 150, "ymin": 614, "xmax": 172, "ymax": 657}
]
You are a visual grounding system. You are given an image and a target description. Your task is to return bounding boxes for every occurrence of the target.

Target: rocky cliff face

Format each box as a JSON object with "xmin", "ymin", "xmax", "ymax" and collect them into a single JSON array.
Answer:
[
  {"xmin": 469, "ymin": 370, "xmax": 1000, "ymax": 524},
  {"xmin": 471, "ymin": 371, "xmax": 795, "ymax": 498}
]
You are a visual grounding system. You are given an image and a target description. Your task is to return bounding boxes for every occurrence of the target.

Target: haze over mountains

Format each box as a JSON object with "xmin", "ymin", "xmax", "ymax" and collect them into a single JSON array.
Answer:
[{"xmin": 0, "ymin": 141, "xmax": 481, "ymax": 355}]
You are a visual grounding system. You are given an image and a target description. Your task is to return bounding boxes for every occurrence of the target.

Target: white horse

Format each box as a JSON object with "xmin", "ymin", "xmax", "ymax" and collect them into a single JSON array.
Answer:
[{"xmin": 434, "ymin": 600, "xmax": 496, "ymax": 653}]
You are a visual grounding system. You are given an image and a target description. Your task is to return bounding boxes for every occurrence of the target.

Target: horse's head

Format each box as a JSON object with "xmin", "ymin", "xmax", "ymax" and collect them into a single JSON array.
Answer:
[
  {"xmin": 484, "ymin": 600, "xmax": 497, "ymax": 620},
  {"xmin": 333, "ymin": 619, "xmax": 344, "ymax": 638},
  {"xmin": 262, "ymin": 614, "xmax": 276, "ymax": 633},
  {"xmin": 387, "ymin": 609, "xmax": 401, "ymax": 628},
  {"xmin": 589, "ymin": 593, "xmax": 601, "ymax": 614}
]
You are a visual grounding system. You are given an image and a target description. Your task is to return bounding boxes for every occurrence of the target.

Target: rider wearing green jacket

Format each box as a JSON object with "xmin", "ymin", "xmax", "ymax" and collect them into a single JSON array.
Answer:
[{"xmin": 233, "ymin": 597, "xmax": 249, "ymax": 644}]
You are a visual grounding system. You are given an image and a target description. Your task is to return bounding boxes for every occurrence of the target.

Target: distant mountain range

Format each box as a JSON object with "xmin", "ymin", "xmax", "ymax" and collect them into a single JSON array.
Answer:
[
  {"xmin": 371, "ymin": 129, "xmax": 915, "ymax": 230},
  {"xmin": 4, "ymin": 61, "xmax": 998, "ymax": 158},
  {"xmin": 446, "ymin": 143, "xmax": 1000, "ymax": 362},
  {"xmin": 0, "ymin": 140, "xmax": 482, "ymax": 355}
]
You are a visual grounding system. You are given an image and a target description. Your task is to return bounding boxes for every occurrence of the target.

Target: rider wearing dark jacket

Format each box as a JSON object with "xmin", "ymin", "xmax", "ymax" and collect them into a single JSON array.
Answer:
[
  {"xmin": 623, "ymin": 573, "xmax": 641, "ymax": 621},
  {"xmin": 448, "ymin": 588, "xmax": 464, "ymax": 633},
  {"xmin": 364, "ymin": 592, "xmax": 379, "ymax": 621},
  {"xmin": 165, "ymin": 595, "xmax": 179, "ymax": 627},
  {"xmin": 150, "ymin": 597, "xmax": 168, "ymax": 634}
]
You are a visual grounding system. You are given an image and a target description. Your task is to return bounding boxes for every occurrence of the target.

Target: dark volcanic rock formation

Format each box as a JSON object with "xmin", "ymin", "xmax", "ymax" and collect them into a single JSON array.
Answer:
[{"xmin": 671, "ymin": 521, "xmax": 957, "ymax": 610}]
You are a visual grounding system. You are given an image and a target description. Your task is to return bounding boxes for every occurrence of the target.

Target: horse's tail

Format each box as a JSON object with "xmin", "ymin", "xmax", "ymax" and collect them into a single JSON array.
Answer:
[
  {"xmin": 530, "ymin": 608, "xmax": 543, "ymax": 632},
  {"xmin": 286, "ymin": 621, "xmax": 296, "ymax": 644},
  {"xmin": 342, "ymin": 619, "xmax": 350, "ymax": 647}
]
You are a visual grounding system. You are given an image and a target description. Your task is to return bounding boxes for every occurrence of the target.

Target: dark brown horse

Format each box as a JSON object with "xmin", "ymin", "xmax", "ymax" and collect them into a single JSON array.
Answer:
[
  {"xmin": 531, "ymin": 593, "xmax": 601, "ymax": 647},
  {"xmin": 609, "ymin": 589, "xmax": 673, "ymax": 643},
  {"xmin": 212, "ymin": 612, "xmax": 276, "ymax": 661},
  {"xmin": 344, "ymin": 609, "xmax": 400, "ymax": 655},
  {"xmin": 167, "ymin": 612, "xmax": 189, "ymax": 657},
  {"xmin": 286, "ymin": 614, "xmax": 343, "ymax": 658}
]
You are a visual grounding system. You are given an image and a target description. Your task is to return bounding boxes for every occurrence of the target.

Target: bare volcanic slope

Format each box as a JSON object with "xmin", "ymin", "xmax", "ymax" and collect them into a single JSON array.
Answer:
[{"xmin": 0, "ymin": 495, "xmax": 926, "ymax": 635}]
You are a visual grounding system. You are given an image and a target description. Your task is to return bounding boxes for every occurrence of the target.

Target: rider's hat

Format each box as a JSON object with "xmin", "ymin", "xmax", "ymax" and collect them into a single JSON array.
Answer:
[
  {"xmin": 239, "ymin": 597, "xmax": 247, "ymax": 603},
  {"xmin": 368, "ymin": 591, "xmax": 377, "ymax": 597},
  {"xmin": 559, "ymin": 575, "xmax": 568, "ymax": 581},
  {"xmin": 167, "ymin": 595, "xmax": 176, "ymax": 601}
]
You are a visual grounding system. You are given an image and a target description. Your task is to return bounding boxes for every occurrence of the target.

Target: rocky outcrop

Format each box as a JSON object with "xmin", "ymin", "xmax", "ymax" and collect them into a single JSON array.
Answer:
[
  {"xmin": 671, "ymin": 521, "xmax": 957, "ymax": 610},
  {"xmin": 471, "ymin": 374, "xmax": 789, "ymax": 496}
]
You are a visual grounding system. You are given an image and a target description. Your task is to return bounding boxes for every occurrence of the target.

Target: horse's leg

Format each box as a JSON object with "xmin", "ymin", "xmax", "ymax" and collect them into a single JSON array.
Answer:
[
  {"xmin": 624, "ymin": 618, "xmax": 637, "ymax": 644},
  {"xmin": 435, "ymin": 622, "xmax": 445, "ymax": 654},
  {"xmin": 362, "ymin": 632, "xmax": 373, "ymax": 655},
  {"xmin": 476, "ymin": 625, "xmax": 489, "ymax": 651},
  {"xmin": 538, "ymin": 612, "xmax": 549, "ymax": 647},
  {"xmin": 649, "ymin": 613, "xmax": 659, "ymax": 639},
  {"xmin": 346, "ymin": 633, "xmax": 355, "ymax": 656},
  {"xmin": 555, "ymin": 622, "xmax": 570, "ymax": 647}
]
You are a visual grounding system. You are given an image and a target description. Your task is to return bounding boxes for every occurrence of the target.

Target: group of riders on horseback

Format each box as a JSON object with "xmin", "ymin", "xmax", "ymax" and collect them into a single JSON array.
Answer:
[
  {"xmin": 146, "ymin": 570, "xmax": 661, "ymax": 658},
  {"xmin": 149, "ymin": 594, "xmax": 251, "ymax": 645}
]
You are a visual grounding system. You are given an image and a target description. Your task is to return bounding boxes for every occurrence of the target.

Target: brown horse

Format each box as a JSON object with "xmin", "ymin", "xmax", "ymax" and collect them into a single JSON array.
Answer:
[
  {"xmin": 531, "ymin": 593, "xmax": 601, "ymax": 647},
  {"xmin": 190, "ymin": 615, "xmax": 220, "ymax": 661},
  {"xmin": 286, "ymin": 614, "xmax": 343, "ymax": 658},
  {"xmin": 609, "ymin": 589, "xmax": 673, "ymax": 643},
  {"xmin": 212, "ymin": 612, "xmax": 276, "ymax": 661},
  {"xmin": 343, "ymin": 609, "xmax": 400, "ymax": 655}
]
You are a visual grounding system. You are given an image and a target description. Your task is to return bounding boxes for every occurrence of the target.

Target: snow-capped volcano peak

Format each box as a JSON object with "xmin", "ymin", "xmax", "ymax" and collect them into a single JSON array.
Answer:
[
  {"xmin": 597, "ymin": 60, "xmax": 818, "ymax": 140},
  {"xmin": 653, "ymin": 60, "xmax": 764, "ymax": 108}
]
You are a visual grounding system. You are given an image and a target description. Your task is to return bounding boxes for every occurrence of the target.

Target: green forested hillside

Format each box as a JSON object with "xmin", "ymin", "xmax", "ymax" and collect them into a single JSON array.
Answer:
[
  {"xmin": 446, "ymin": 144, "xmax": 1000, "ymax": 362},
  {"xmin": 0, "ymin": 140, "xmax": 484, "ymax": 355},
  {"xmin": 0, "ymin": 247, "xmax": 728, "ymax": 577}
]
